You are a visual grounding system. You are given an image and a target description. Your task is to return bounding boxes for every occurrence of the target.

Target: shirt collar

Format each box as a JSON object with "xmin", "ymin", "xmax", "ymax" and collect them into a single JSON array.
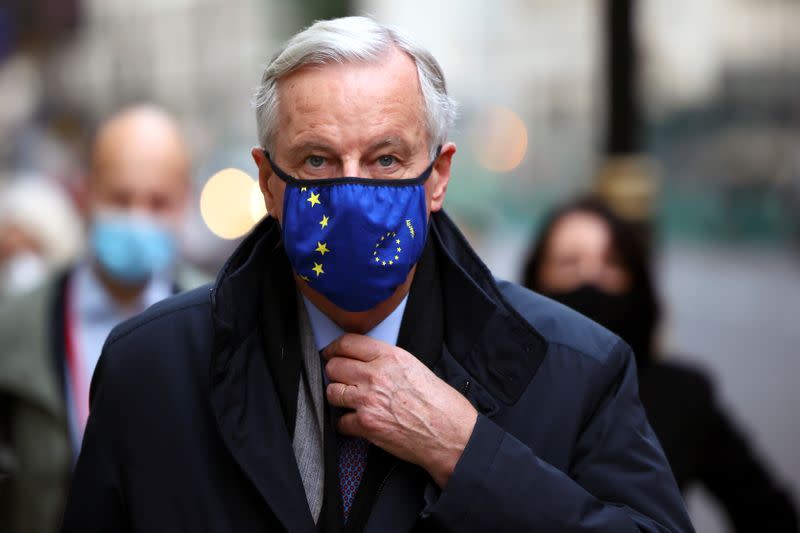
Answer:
[
  {"xmin": 73, "ymin": 261, "xmax": 173, "ymax": 321},
  {"xmin": 302, "ymin": 294, "xmax": 409, "ymax": 352}
]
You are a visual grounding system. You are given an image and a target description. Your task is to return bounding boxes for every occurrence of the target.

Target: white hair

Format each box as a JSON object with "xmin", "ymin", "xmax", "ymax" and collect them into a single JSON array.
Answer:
[{"xmin": 253, "ymin": 16, "xmax": 458, "ymax": 158}]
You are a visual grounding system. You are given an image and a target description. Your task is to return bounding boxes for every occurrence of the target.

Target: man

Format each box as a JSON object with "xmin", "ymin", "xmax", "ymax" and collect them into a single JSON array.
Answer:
[
  {"xmin": 62, "ymin": 18, "xmax": 693, "ymax": 532},
  {"xmin": 0, "ymin": 105, "xmax": 207, "ymax": 533}
]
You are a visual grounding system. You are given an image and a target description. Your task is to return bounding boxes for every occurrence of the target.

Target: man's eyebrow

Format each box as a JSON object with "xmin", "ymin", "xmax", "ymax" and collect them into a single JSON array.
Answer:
[
  {"xmin": 367, "ymin": 137, "xmax": 412, "ymax": 154},
  {"xmin": 285, "ymin": 142, "xmax": 336, "ymax": 160}
]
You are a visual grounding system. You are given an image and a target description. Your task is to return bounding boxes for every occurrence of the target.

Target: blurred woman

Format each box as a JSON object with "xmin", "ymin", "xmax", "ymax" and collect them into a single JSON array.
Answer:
[{"xmin": 523, "ymin": 196, "xmax": 798, "ymax": 533}]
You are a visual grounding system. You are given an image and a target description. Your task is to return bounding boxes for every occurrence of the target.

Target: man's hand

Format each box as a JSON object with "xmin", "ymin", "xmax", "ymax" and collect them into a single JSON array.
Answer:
[{"xmin": 323, "ymin": 333, "xmax": 478, "ymax": 488}]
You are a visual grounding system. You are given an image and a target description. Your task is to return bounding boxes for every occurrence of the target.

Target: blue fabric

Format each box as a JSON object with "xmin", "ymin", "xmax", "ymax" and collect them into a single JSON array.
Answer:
[
  {"xmin": 301, "ymin": 294, "xmax": 408, "ymax": 352},
  {"xmin": 89, "ymin": 213, "xmax": 176, "ymax": 285},
  {"xmin": 269, "ymin": 154, "xmax": 434, "ymax": 312}
]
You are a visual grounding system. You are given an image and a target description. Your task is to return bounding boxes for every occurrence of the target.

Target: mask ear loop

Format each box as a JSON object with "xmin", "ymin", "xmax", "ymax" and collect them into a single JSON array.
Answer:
[{"xmin": 263, "ymin": 151, "xmax": 296, "ymax": 184}]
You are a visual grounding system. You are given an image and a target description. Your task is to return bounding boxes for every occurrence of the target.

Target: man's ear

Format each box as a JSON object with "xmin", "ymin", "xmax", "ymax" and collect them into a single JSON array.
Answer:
[
  {"xmin": 429, "ymin": 142, "xmax": 456, "ymax": 213},
  {"xmin": 251, "ymin": 147, "xmax": 278, "ymax": 216}
]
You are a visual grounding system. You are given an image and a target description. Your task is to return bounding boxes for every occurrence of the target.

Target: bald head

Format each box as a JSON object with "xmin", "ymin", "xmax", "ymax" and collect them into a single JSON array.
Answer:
[{"xmin": 88, "ymin": 105, "xmax": 190, "ymax": 225}]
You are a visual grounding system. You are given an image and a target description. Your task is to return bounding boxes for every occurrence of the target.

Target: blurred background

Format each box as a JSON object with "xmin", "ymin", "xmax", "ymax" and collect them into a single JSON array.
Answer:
[{"xmin": 0, "ymin": 1, "xmax": 797, "ymax": 530}]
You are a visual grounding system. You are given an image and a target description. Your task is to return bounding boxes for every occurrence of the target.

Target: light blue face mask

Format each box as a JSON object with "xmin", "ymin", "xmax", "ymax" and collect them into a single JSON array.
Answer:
[{"xmin": 89, "ymin": 213, "xmax": 176, "ymax": 285}]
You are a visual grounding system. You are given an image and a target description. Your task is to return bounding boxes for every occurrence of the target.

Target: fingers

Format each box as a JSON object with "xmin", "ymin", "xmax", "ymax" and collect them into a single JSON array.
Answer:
[
  {"xmin": 336, "ymin": 411, "xmax": 362, "ymax": 437},
  {"xmin": 322, "ymin": 333, "xmax": 391, "ymax": 362},
  {"xmin": 325, "ymin": 355, "xmax": 369, "ymax": 385},
  {"xmin": 327, "ymin": 382, "xmax": 361, "ymax": 409}
]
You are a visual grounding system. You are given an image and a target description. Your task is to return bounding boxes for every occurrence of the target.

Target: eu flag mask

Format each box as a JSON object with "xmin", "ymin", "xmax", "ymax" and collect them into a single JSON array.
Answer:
[{"xmin": 265, "ymin": 150, "xmax": 439, "ymax": 312}]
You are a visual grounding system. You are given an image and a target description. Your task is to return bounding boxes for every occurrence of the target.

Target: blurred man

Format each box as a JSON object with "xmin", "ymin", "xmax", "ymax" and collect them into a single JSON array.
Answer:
[
  {"xmin": 0, "ymin": 105, "xmax": 207, "ymax": 533},
  {"xmin": 0, "ymin": 176, "xmax": 83, "ymax": 297},
  {"xmin": 62, "ymin": 18, "xmax": 693, "ymax": 532}
]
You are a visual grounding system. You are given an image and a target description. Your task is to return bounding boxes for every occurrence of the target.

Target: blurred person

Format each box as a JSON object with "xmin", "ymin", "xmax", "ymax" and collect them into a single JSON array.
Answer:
[
  {"xmin": 523, "ymin": 196, "xmax": 799, "ymax": 533},
  {"xmin": 0, "ymin": 104, "xmax": 208, "ymax": 533},
  {"xmin": 61, "ymin": 17, "xmax": 692, "ymax": 532},
  {"xmin": 0, "ymin": 175, "xmax": 83, "ymax": 296}
]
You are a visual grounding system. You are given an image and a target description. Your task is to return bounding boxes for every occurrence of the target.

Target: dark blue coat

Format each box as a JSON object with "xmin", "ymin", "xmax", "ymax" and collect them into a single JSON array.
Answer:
[{"xmin": 61, "ymin": 213, "xmax": 693, "ymax": 532}]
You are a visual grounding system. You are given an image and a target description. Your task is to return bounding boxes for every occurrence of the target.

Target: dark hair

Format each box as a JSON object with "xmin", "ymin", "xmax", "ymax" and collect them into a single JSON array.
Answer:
[{"xmin": 522, "ymin": 196, "xmax": 661, "ymax": 362}]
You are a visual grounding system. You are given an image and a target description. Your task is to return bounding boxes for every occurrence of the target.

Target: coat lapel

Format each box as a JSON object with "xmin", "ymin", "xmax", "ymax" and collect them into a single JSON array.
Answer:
[{"xmin": 209, "ymin": 329, "xmax": 316, "ymax": 533}]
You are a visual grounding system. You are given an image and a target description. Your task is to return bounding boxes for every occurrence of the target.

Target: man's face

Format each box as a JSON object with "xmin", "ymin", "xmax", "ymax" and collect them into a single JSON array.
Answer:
[
  {"xmin": 253, "ymin": 48, "xmax": 455, "ymax": 222},
  {"xmin": 88, "ymin": 117, "xmax": 190, "ymax": 228}
]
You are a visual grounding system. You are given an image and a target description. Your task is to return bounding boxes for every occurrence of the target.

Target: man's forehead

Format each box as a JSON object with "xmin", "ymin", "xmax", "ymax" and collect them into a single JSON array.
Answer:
[
  {"xmin": 274, "ymin": 49, "xmax": 427, "ymax": 151},
  {"xmin": 277, "ymin": 49, "xmax": 423, "ymax": 112}
]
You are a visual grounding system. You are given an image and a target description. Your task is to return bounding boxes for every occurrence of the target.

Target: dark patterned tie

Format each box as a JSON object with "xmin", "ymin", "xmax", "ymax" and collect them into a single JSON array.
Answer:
[{"xmin": 337, "ymin": 435, "xmax": 368, "ymax": 520}]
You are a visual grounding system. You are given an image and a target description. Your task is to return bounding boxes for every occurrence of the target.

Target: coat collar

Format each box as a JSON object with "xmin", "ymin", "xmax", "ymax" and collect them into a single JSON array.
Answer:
[{"xmin": 430, "ymin": 211, "xmax": 547, "ymax": 404}]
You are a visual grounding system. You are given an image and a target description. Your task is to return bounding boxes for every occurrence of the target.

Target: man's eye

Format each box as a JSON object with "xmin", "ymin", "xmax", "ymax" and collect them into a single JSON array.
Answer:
[
  {"xmin": 307, "ymin": 155, "xmax": 325, "ymax": 168},
  {"xmin": 377, "ymin": 155, "xmax": 396, "ymax": 167}
]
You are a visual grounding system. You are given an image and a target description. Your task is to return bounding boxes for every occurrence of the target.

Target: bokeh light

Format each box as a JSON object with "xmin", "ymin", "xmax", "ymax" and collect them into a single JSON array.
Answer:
[
  {"xmin": 470, "ymin": 105, "xmax": 529, "ymax": 173},
  {"xmin": 249, "ymin": 182, "xmax": 268, "ymax": 223},
  {"xmin": 200, "ymin": 168, "xmax": 263, "ymax": 240}
]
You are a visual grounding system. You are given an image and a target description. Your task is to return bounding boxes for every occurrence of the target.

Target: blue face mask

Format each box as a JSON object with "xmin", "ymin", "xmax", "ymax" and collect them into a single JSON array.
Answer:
[
  {"xmin": 266, "ymin": 150, "xmax": 438, "ymax": 312},
  {"xmin": 90, "ymin": 213, "xmax": 177, "ymax": 285}
]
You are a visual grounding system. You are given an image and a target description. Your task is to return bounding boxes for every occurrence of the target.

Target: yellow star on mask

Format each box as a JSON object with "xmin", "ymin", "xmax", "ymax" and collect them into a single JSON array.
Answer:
[
  {"xmin": 396, "ymin": 239, "xmax": 401, "ymax": 244},
  {"xmin": 319, "ymin": 214, "xmax": 329, "ymax": 229},
  {"xmin": 389, "ymin": 260, "xmax": 393, "ymax": 265},
  {"xmin": 301, "ymin": 187, "xmax": 307, "ymax": 192},
  {"xmin": 315, "ymin": 242, "xmax": 330, "ymax": 255},
  {"xmin": 307, "ymin": 192, "xmax": 321, "ymax": 207},
  {"xmin": 312, "ymin": 262, "xmax": 324, "ymax": 276}
]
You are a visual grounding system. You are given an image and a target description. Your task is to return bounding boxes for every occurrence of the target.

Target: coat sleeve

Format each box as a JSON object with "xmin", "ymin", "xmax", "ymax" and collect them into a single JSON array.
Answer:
[
  {"xmin": 422, "ymin": 340, "xmax": 694, "ymax": 532},
  {"xmin": 59, "ymin": 343, "xmax": 128, "ymax": 533},
  {"xmin": 698, "ymin": 378, "xmax": 799, "ymax": 532}
]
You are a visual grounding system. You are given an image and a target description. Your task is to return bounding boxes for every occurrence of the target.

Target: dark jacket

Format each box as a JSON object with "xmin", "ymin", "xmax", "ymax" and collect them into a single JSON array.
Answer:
[
  {"xmin": 61, "ymin": 213, "xmax": 693, "ymax": 532},
  {"xmin": 639, "ymin": 361, "xmax": 798, "ymax": 532},
  {"xmin": 0, "ymin": 264, "xmax": 208, "ymax": 533}
]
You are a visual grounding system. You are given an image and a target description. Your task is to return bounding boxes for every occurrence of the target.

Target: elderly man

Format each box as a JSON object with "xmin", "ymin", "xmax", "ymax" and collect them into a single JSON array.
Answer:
[
  {"xmin": 61, "ymin": 18, "xmax": 693, "ymax": 532},
  {"xmin": 0, "ymin": 105, "xmax": 206, "ymax": 533}
]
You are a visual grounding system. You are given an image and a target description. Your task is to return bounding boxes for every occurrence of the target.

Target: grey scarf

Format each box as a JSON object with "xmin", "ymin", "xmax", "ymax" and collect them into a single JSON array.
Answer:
[{"xmin": 292, "ymin": 294, "xmax": 326, "ymax": 523}]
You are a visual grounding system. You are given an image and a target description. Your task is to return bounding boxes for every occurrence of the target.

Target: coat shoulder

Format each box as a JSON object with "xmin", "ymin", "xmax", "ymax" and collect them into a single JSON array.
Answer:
[
  {"xmin": 105, "ymin": 282, "xmax": 214, "ymax": 348},
  {"xmin": 93, "ymin": 283, "xmax": 216, "ymax": 397},
  {"xmin": 496, "ymin": 279, "xmax": 626, "ymax": 367}
]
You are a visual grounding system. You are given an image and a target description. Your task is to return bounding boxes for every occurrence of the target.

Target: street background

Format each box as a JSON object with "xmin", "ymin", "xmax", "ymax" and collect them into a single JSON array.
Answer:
[{"xmin": 1, "ymin": 1, "xmax": 798, "ymax": 530}]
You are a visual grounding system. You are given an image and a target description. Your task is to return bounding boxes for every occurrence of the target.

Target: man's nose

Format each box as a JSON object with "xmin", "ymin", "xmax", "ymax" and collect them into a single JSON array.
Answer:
[{"xmin": 341, "ymin": 157, "xmax": 362, "ymax": 178}]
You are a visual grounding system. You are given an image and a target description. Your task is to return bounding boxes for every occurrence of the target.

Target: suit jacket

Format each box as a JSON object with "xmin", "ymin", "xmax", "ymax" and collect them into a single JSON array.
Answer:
[
  {"xmin": 61, "ymin": 213, "xmax": 694, "ymax": 532},
  {"xmin": 639, "ymin": 361, "xmax": 798, "ymax": 532},
  {"xmin": 0, "ymin": 263, "xmax": 208, "ymax": 533}
]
